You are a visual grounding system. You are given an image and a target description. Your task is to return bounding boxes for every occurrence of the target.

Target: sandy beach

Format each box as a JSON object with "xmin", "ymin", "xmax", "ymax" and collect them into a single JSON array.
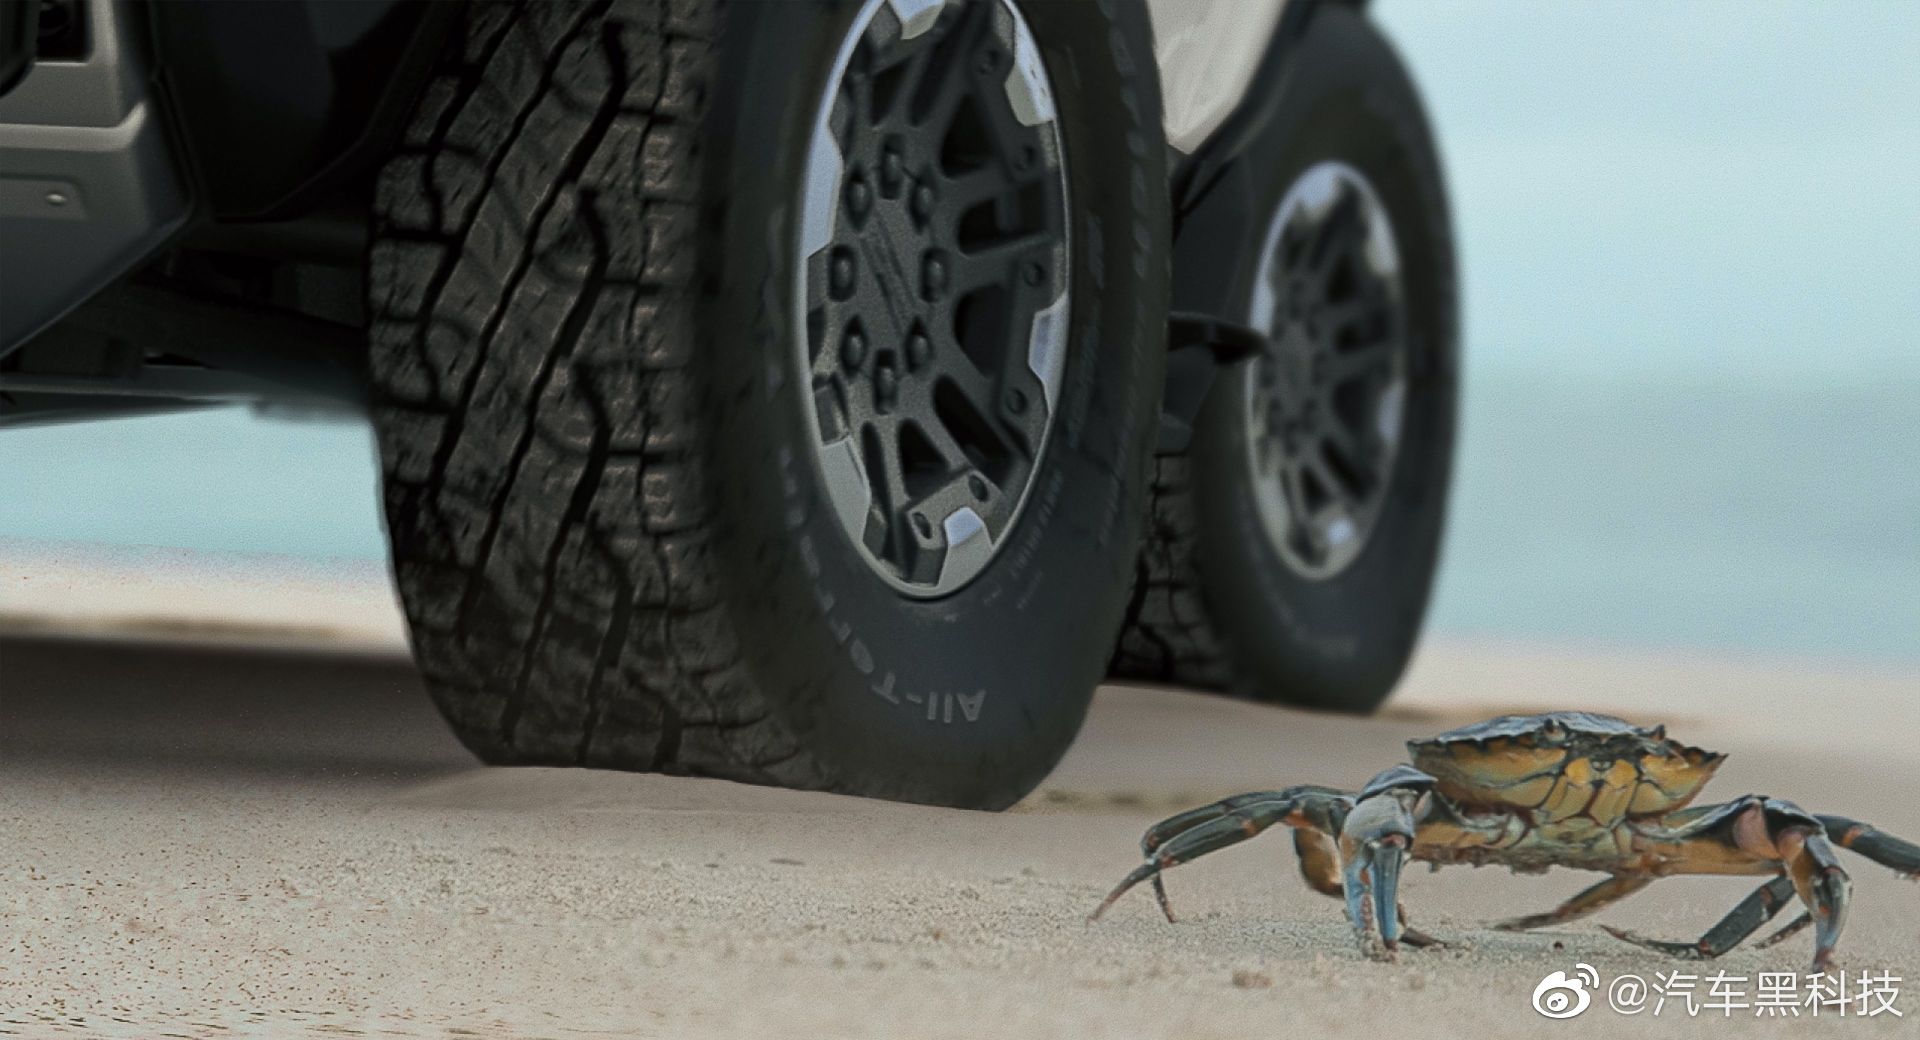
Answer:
[{"xmin": 2, "ymin": 546, "xmax": 1916, "ymax": 1038}]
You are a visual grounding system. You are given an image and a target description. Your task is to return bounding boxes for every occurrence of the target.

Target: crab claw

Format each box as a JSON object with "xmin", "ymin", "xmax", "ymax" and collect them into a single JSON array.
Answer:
[
  {"xmin": 1339, "ymin": 766, "xmax": 1433, "ymax": 960},
  {"xmin": 1342, "ymin": 831, "xmax": 1408, "ymax": 958}
]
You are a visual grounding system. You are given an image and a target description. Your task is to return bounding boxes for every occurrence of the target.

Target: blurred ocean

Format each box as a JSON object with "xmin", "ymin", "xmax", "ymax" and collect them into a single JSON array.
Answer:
[
  {"xmin": 2, "ymin": 1, "xmax": 1915, "ymax": 664},
  {"xmin": 2, "ymin": 369, "xmax": 1914, "ymax": 664}
]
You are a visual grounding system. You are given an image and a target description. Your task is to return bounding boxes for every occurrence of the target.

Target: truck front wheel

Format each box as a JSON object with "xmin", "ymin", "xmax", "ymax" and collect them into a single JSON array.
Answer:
[{"xmin": 367, "ymin": 0, "xmax": 1169, "ymax": 807}]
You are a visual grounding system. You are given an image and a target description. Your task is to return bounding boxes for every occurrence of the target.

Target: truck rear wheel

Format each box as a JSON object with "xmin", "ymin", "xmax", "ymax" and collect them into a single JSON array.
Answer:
[
  {"xmin": 1111, "ymin": 5, "xmax": 1457, "ymax": 714},
  {"xmin": 367, "ymin": 0, "xmax": 1168, "ymax": 807}
]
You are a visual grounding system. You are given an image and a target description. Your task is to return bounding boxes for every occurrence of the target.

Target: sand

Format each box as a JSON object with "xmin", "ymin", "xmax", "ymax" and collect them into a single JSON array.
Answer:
[{"xmin": 2, "ymin": 546, "xmax": 1917, "ymax": 1038}]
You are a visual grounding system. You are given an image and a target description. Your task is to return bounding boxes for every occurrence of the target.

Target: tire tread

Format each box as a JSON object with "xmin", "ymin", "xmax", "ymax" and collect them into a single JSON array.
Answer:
[
  {"xmin": 1110, "ymin": 452, "xmax": 1237, "ymax": 691},
  {"xmin": 368, "ymin": 0, "xmax": 827, "ymax": 787}
]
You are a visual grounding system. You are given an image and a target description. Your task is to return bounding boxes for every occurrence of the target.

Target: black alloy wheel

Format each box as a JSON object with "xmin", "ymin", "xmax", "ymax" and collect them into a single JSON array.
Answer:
[{"xmin": 798, "ymin": 0, "xmax": 1074, "ymax": 598}]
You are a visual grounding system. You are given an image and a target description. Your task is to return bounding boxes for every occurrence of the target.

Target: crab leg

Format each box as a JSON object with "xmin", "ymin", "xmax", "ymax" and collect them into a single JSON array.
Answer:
[
  {"xmin": 1616, "ymin": 796, "xmax": 1853, "ymax": 970},
  {"xmin": 1751, "ymin": 815, "xmax": 1920, "ymax": 955},
  {"xmin": 1603, "ymin": 875, "xmax": 1796, "ymax": 960},
  {"xmin": 1818, "ymin": 814, "xmax": 1920, "ymax": 879},
  {"xmin": 1493, "ymin": 875, "xmax": 1652, "ymax": 932},
  {"xmin": 1703, "ymin": 813, "xmax": 1917, "ymax": 955},
  {"xmin": 1754, "ymin": 911, "xmax": 1813, "ymax": 950},
  {"xmin": 1396, "ymin": 906, "xmax": 1446, "ymax": 949},
  {"xmin": 1292, "ymin": 829, "xmax": 1345, "ymax": 897},
  {"xmin": 1137, "ymin": 790, "xmax": 1336, "ymax": 854},
  {"xmin": 1089, "ymin": 789, "xmax": 1345, "ymax": 922},
  {"xmin": 1092, "ymin": 786, "xmax": 1351, "ymax": 922},
  {"xmin": 1783, "ymin": 827, "xmax": 1851, "ymax": 971}
]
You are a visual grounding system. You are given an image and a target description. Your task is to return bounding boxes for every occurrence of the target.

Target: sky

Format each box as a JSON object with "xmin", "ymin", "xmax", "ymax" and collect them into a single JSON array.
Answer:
[
  {"xmin": 2, "ymin": 2, "xmax": 1915, "ymax": 662},
  {"xmin": 1376, "ymin": 0, "xmax": 1920, "ymax": 381}
]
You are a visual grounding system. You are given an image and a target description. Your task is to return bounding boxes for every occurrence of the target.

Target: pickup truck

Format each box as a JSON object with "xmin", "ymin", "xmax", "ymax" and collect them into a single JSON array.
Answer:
[{"xmin": 0, "ymin": 0, "xmax": 1456, "ymax": 808}]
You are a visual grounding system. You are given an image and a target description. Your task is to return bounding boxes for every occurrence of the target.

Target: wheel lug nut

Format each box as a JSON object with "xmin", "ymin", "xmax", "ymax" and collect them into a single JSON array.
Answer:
[
  {"xmin": 875, "ymin": 362, "xmax": 898, "ymax": 411},
  {"xmin": 830, "ymin": 248, "xmax": 856, "ymax": 298},
  {"xmin": 906, "ymin": 332, "xmax": 931, "ymax": 370},
  {"xmin": 922, "ymin": 253, "xmax": 948, "ymax": 298},
  {"xmin": 1005, "ymin": 389, "xmax": 1027, "ymax": 415},
  {"xmin": 841, "ymin": 328, "xmax": 868, "ymax": 370},
  {"xmin": 882, "ymin": 145, "xmax": 905, "ymax": 194},
  {"xmin": 913, "ymin": 512, "xmax": 934, "ymax": 539},
  {"xmin": 976, "ymin": 48, "xmax": 1001, "ymax": 76},
  {"xmin": 911, "ymin": 183, "xmax": 935, "ymax": 221},
  {"xmin": 846, "ymin": 176, "xmax": 872, "ymax": 217},
  {"xmin": 968, "ymin": 475, "xmax": 988, "ymax": 500},
  {"xmin": 1021, "ymin": 261, "xmax": 1044, "ymax": 287}
]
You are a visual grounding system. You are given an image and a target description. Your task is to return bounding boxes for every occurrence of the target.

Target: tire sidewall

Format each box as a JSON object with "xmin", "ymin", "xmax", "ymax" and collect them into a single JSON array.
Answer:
[
  {"xmin": 700, "ymin": 0, "xmax": 1169, "ymax": 805},
  {"xmin": 1192, "ymin": 7, "xmax": 1458, "ymax": 709}
]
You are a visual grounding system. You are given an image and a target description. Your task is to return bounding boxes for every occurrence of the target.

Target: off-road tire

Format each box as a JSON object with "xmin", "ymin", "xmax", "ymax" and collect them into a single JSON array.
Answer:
[
  {"xmin": 367, "ymin": 0, "xmax": 1168, "ymax": 807},
  {"xmin": 1110, "ymin": 5, "xmax": 1457, "ymax": 713}
]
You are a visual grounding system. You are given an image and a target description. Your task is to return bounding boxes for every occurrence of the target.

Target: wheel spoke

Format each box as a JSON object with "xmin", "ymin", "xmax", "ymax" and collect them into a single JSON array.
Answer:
[
  {"xmin": 1279, "ymin": 216, "xmax": 1317, "ymax": 278},
  {"xmin": 1281, "ymin": 464, "xmax": 1321, "ymax": 552},
  {"xmin": 1326, "ymin": 339, "xmax": 1395, "ymax": 385},
  {"xmin": 1307, "ymin": 191, "xmax": 1365, "ymax": 276},
  {"xmin": 906, "ymin": 2, "xmax": 985, "ymax": 132},
  {"xmin": 917, "ymin": 61, "xmax": 977, "ymax": 139},
  {"xmin": 1321, "ymin": 287, "xmax": 1388, "ymax": 334},
  {"xmin": 868, "ymin": 417, "xmax": 909, "ymax": 524},
  {"xmin": 946, "ymin": 166, "xmax": 1016, "ymax": 210},
  {"xmin": 933, "ymin": 332, "xmax": 1000, "ymax": 415},
  {"xmin": 953, "ymin": 233, "xmax": 1051, "ymax": 292},
  {"xmin": 915, "ymin": 410, "xmax": 977, "ymax": 473},
  {"xmin": 1309, "ymin": 448, "xmax": 1359, "ymax": 507},
  {"xmin": 875, "ymin": 46, "xmax": 929, "ymax": 125},
  {"xmin": 1319, "ymin": 414, "xmax": 1367, "ymax": 469}
]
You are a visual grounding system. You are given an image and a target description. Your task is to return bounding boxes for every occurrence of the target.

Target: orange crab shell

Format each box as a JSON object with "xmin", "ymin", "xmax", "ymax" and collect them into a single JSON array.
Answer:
[{"xmin": 1406, "ymin": 712, "xmax": 1726, "ymax": 825}]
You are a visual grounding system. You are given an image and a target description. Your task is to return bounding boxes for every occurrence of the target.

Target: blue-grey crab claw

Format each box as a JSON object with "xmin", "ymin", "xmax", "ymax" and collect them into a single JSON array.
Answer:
[{"xmin": 1340, "ymin": 766, "xmax": 1435, "ymax": 960}]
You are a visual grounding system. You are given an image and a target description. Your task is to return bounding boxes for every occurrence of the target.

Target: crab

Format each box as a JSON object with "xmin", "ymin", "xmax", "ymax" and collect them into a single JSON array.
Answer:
[{"xmin": 1090, "ymin": 712, "xmax": 1918, "ymax": 969}]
